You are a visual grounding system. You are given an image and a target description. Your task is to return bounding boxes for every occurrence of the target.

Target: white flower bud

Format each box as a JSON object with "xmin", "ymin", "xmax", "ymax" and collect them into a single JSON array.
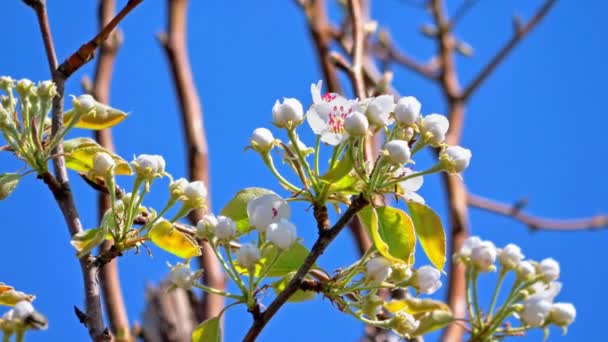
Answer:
[
  {"xmin": 12, "ymin": 301, "xmax": 35, "ymax": 320},
  {"xmin": 539, "ymin": 258, "xmax": 560, "ymax": 282},
  {"xmin": 0, "ymin": 76, "xmax": 15, "ymax": 90},
  {"xmin": 517, "ymin": 260, "xmax": 536, "ymax": 281},
  {"xmin": 92, "ymin": 152, "xmax": 115, "ymax": 177},
  {"xmin": 521, "ymin": 296, "xmax": 552, "ymax": 327},
  {"xmin": 0, "ymin": 107, "xmax": 13, "ymax": 128},
  {"xmin": 366, "ymin": 95, "xmax": 395, "ymax": 127},
  {"xmin": 550, "ymin": 303, "xmax": 576, "ymax": 327},
  {"xmin": 454, "ymin": 236, "xmax": 482, "ymax": 261},
  {"xmin": 37, "ymin": 80, "xmax": 57, "ymax": 99},
  {"xmin": 365, "ymin": 257, "xmax": 392, "ymax": 283},
  {"xmin": 414, "ymin": 265, "xmax": 442, "ymax": 294},
  {"xmin": 236, "ymin": 243, "xmax": 261, "ymax": 269},
  {"xmin": 16, "ymin": 79, "xmax": 35, "ymax": 96},
  {"xmin": 213, "ymin": 216, "xmax": 236, "ymax": 240},
  {"xmin": 250, "ymin": 128, "xmax": 275, "ymax": 152},
  {"xmin": 272, "ymin": 98, "xmax": 304, "ymax": 128},
  {"xmin": 169, "ymin": 177, "xmax": 189, "ymax": 198},
  {"xmin": 183, "ymin": 181, "xmax": 208, "ymax": 209},
  {"xmin": 169, "ymin": 263, "xmax": 196, "ymax": 289},
  {"xmin": 74, "ymin": 94, "xmax": 96, "ymax": 113},
  {"xmin": 383, "ymin": 140, "xmax": 411, "ymax": 165},
  {"xmin": 440, "ymin": 145, "xmax": 472, "ymax": 174},
  {"xmin": 394, "ymin": 96, "xmax": 421, "ymax": 126},
  {"xmin": 395, "ymin": 126, "xmax": 415, "ymax": 142},
  {"xmin": 471, "ymin": 240, "xmax": 497, "ymax": 272},
  {"xmin": 498, "ymin": 243, "xmax": 524, "ymax": 269},
  {"xmin": 391, "ymin": 311, "xmax": 420, "ymax": 336},
  {"xmin": 132, "ymin": 154, "xmax": 165, "ymax": 180},
  {"xmin": 195, "ymin": 214, "xmax": 218, "ymax": 238},
  {"xmin": 267, "ymin": 219, "xmax": 297, "ymax": 250},
  {"xmin": 421, "ymin": 114, "xmax": 449, "ymax": 146},
  {"xmin": 344, "ymin": 111, "xmax": 369, "ymax": 136},
  {"xmin": 246, "ymin": 194, "xmax": 290, "ymax": 233}
]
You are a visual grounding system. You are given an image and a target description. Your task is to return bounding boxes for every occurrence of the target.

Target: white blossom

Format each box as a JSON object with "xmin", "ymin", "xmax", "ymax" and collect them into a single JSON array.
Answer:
[
  {"xmin": 550, "ymin": 302, "xmax": 576, "ymax": 327},
  {"xmin": 521, "ymin": 296, "xmax": 552, "ymax": 327},
  {"xmin": 12, "ymin": 301, "xmax": 34, "ymax": 320},
  {"xmin": 246, "ymin": 194, "xmax": 290, "ymax": 233},
  {"xmin": 440, "ymin": 145, "xmax": 472, "ymax": 174},
  {"xmin": 344, "ymin": 111, "xmax": 369, "ymax": 136},
  {"xmin": 498, "ymin": 243, "xmax": 524, "ymax": 269},
  {"xmin": 195, "ymin": 214, "xmax": 218, "ymax": 238},
  {"xmin": 471, "ymin": 240, "xmax": 497, "ymax": 272},
  {"xmin": 539, "ymin": 258, "xmax": 560, "ymax": 282},
  {"xmin": 365, "ymin": 257, "xmax": 392, "ymax": 283},
  {"xmin": 267, "ymin": 219, "xmax": 297, "ymax": 250},
  {"xmin": 455, "ymin": 236, "xmax": 482, "ymax": 260},
  {"xmin": 365, "ymin": 95, "xmax": 395, "ymax": 127},
  {"xmin": 214, "ymin": 216, "xmax": 236, "ymax": 240},
  {"xmin": 384, "ymin": 140, "xmax": 411, "ymax": 165},
  {"xmin": 183, "ymin": 181, "xmax": 208, "ymax": 209},
  {"xmin": 516, "ymin": 260, "xmax": 536, "ymax": 281},
  {"xmin": 421, "ymin": 114, "xmax": 449, "ymax": 146},
  {"xmin": 396, "ymin": 167, "xmax": 424, "ymax": 203},
  {"xmin": 415, "ymin": 265, "xmax": 442, "ymax": 294},
  {"xmin": 391, "ymin": 311, "xmax": 420, "ymax": 336},
  {"xmin": 272, "ymin": 98, "xmax": 304, "ymax": 128},
  {"xmin": 306, "ymin": 80, "xmax": 357, "ymax": 145},
  {"xmin": 236, "ymin": 243, "xmax": 261, "ymax": 269},
  {"xmin": 250, "ymin": 128, "xmax": 275, "ymax": 152},
  {"xmin": 394, "ymin": 96, "xmax": 421, "ymax": 126},
  {"xmin": 132, "ymin": 154, "xmax": 165, "ymax": 180},
  {"xmin": 92, "ymin": 152, "xmax": 115, "ymax": 177},
  {"xmin": 169, "ymin": 177, "xmax": 189, "ymax": 198},
  {"xmin": 169, "ymin": 263, "xmax": 196, "ymax": 289}
]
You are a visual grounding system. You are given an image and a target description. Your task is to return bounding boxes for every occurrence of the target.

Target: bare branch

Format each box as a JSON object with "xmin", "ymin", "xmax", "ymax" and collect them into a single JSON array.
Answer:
[
  {"xmin": 447, "ymin": 0, "xmax": 480, "ymax": 30},
  {"xmin": 374, "ymin": 30, "xmax": 439, "ymax": 80},
  {"xmin": 347, "ymin": 0, "xmax": 366, "ymax": 99},
  {"xmin": 158, "ymin": 0, "xmax": 226, "ymax": 323},
  {"xmin": 460, "ymin": 0, "xmax": 558, "ymax": 102},
  {"xmin": 468, "ymin": 193, "xmax": 608, "ymax": 231}
]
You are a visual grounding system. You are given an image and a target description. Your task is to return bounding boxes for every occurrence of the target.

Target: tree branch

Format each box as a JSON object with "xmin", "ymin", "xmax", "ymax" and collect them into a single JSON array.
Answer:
[
  {"xmin": 158, "ymin": 0, "xmax": 226, "ymax": 324},
  {"xmin": 347, "ymin": 0, "xmax": 366, "ymax": 99},
  {"xmin": 460, "ymin": 0, "xmax": 557, "ymax": 102},
  {"xmin": 468, "ymin": 193, "xmax": 608, "ymax": 231},
  {"xmin": 243, "ymin": 194, "xmax": 369, "ymax": 341}
]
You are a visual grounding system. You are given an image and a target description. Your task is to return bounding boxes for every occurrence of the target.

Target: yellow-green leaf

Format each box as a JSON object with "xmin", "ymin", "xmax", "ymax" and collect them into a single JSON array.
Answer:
[
  {"xmin": 272, "ymin": 272, "xmax": 317, "ymax": 303},
  {"xmin": 220, "ymin": 187, "xmax": 276, "ymax": 234},
  {"xmin": 0, "ymin": 285, "xmax": 35, "ymax": 307},
  {"xmin": 384, "ymin": 298, "xmax": 451, "ymax": 315},
  {"xmin": 235, "ymin": 242, "xmax": 310, "ymax": 278},
  {"xmin": 0, "ymin": 173, "xmax": 21, "ymax": 200},
  {"xmin": 191, "ymin": 316, "xmax": 221, "ymax": 342},
  {"xmin": 407, "ymin": 201, "xmax": 446, "ymax": 272},
  {"xmin": 412, "ymin": 310, "xmax": 453, "ymax": 336},
  {"xmin": 320, "ymin": 148, "xmax": 354, "ymax": 183},
  {"xmin": 148, "ymin": 220, "xmax": 201, "ymax": 259},
  {"xmin": 359, "ymin": 206, "xmax": 416, "ymax": 264},
  {"xmin": 63, "ymin": 100, "xmax": 128, "ymax": 130},
  {"xmin": 70, "ymin": 227, "xmax": 106, "ymax": 258},
  {"xmin": 63, "ymin": 137, "xmax": 132, "ymax": 175}
]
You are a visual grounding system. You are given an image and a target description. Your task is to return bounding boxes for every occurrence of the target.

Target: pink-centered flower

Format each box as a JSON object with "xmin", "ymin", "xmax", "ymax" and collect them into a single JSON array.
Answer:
[{"xmin": 306, "ymin": 80, "xmax": 358, "ymax": 145}]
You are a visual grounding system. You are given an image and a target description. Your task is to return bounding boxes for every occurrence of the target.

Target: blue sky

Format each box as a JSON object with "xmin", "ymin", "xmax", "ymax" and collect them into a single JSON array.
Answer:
[{"xmin": 0, "ymin": 1, "xmax": 606, "ymax": 341}]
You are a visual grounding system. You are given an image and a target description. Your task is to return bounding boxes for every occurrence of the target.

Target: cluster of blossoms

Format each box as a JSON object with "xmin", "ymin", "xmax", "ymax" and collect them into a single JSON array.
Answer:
[
  {"xmin": 0, "ymin": 284, "xmax": 47, "ymax": 341},
  {"xmin": 455, "ymin": 236, "xmax": 576, "ymax": 339}
]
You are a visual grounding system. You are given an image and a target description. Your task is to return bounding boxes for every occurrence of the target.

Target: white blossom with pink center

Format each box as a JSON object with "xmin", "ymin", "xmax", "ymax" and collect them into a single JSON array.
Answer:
[{"xmin": 306, "ymin": 81, "xmax": 358, "ymax": 145}]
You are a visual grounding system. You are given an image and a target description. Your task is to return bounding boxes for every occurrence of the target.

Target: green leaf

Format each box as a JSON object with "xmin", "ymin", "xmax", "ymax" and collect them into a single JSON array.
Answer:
[
  {"xmin": 328, "ymin": 173, "xmax": 363, "ymax": 194},
  {"xmin": 219, "ymin": 187, "xmax": 276, "ymax": 234},
  {"xmin": 384, "ymin": 298, "xmax": 451, "ymax": 315},
  {"xmin": 320, "ymin": 148, "xmax": 354, "ymax": 183},
  {"xmin": 70, "ymin": 227, "xmax": 106, "ymax": 258},
  {"xmin": 0, "ymin": 284, "xmax": 35, "ymax": 307},
  {"xmin": 63, "ymin": 99, "xmax": 128, "ymax": 130},
  {"xmin": 359, "ymin": 206, "xmax": 416, "ymax": 264},
  {"xmin": 235, "ymin": 242, "xmax": 310, "ymax": 278},
  {"xmin": 412, "ymin": 310, "xmax": 453, "ymax": 336},
  {"xmin": 191, "ymin": 316, "xmax": 221, "ymax": 342},
  {"xmin": 63, "ymin": 137, "xmax": 132, "ymax": 175},
  {"xmin": 0, "ymin": 173, "xmax": 21, "ymax": 200},
  {"xmin": 272, "ymin": 272, "xmax": 317, "ymax": 303},
  {"xmin": 148, "ymin": 220, "xmax": 201, "ymax": 259},
  {"xmin": 407, "ymin": 201, "xmax": 446, "ymax": 272}
]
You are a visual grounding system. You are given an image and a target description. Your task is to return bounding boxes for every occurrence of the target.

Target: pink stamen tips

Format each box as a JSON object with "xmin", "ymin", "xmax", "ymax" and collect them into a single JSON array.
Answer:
[
  {"xmin": 272, "ymin": 207, "xmax": 278, "ymax": 218},
  {"xmin": 322, "ymin": 93, "xmax": 337, "ymax": 102}
]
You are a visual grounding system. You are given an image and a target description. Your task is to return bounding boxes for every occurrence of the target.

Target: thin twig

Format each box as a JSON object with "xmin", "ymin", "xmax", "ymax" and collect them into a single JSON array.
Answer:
[
  {"xmin": 158, "ymin": 0, "xmax": 226, "ymax": 323},
  {"xmin": 460, "ymin": 0, "xmax": 558, "ymax": 101},
  {"xmin": 468, "ymin": 193, "xmax": 608, "ymax": 231},
  {"xmin": 243, "ymin": 194, "xmax": 369, "ymax": 341},
  {"xmin": 347, "ymin": 0, "xmax": 366, "ymax": 99}
]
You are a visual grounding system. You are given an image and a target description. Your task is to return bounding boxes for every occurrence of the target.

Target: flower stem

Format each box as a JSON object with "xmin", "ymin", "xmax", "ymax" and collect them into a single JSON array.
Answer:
[
  {"xmin": 262, "ymin": 154, "xmax": 300, "ymax": 192},
  {"xmin": 314, "ymin": 135, "xmax": 321, "ymax": 175},
  {"xmin": 487, "ymin": 267, "xmax": 507, "ymax": 321},
  {"xmin": 471, "ymin": 270, "xmax": 483, "ymax": 327},
  {"xmin": 222, "ymin": 243, "xmax": 249, "ymax": 295},
  {"xmin": 194, "ymin": 283, "xmax": 243, "ymax": 301},
  {"xmin": 379, "ymin": 164, "xmax": 442, "ymax": 189},
  {"xmin": 287, "ymin": 129, "xmax": 318, "ymax": 192}
]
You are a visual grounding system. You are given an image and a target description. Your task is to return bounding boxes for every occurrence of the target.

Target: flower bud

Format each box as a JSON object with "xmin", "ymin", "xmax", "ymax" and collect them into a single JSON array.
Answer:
[
  {"xmin": 132, "ymin": 154, "xmax": 165, "ymax": 180},
  {"xmin": 394, "ymin": 96, "xmax": 421, "ymax": 126},
  {"xmin": 454, "ymin": 236, "xmax": 482, "ymax": 262},
  {"xmin": 549, "ymin": 302, "xmax": 576, "ymax": 327},
  {"xmin": 246, "ymin": 194, "xmax": 290, "ymax": 233},
  {"xmin": 365, "ymin": 257, "xmax": 392, "ymax": 283},
  {"xmin": 439, "ymin": 145, "xmax": 472, "ymax": 174},
  {"xmin": 395, "ymin": 126, "xmax": 415, "ymax": 142},
  {"xmin": 539, "ymin": 258, "xmax": 560, "ymax": 282},
  {"xmin": 73, "ymin": 94, "xmax": 96, "ymax": 114},
  {"xmin": 0, "ymin": 173, "xmax": 21, "ymax": 200},
  {"xmin": 195, "ymin": 214, "xmax": 218, "ymax": 238},
  {"xmin": 366, "ymin": 95, "xmax": 395, "ymax": 127},
  {"xmin": 169, "ymin": 263, "xmax": 196, "ymax": 289},
  {"xmin": 516, "ymin": 260, "xmax": 536, "ymax": 281},
  {"xmin": 389, "ymin": 263, "xmax": 413, "ymax": 283},
  {"xmin": 37, "ymin": 80, "xmax": 57, "ymax": 99},
  {"xmin": 383, "ymin": 140, "xmax": 411, "ymax": 165},
  {"xmin": 414, "ymin": 265, "xmax": 442, "ymax": 295},
  {"xmin": 267, "ymin": 219, "xmax": 297, "ymax": 250},
  {"xmin": 421, "ymin": 114, "xmax": 449, "ymax": 146},
  {"xmin": 12, "ymin": 301, "xmax": 34, "ymax": 320},
  {"xmin": 390, "ymin": 311, "xmax": 420, "ymax": 336},
  {"xmin": 362, "ymin": 294, "xmax": 384, "ymax": 318},
  {"xmin": 272, "ymin": 98, "xmax": 304, "ymax": 128},
  {"xmin": 498, "ymin": 243, "xmax": 524, "ymax": 269},
  {"xmin": 344, "ymin": 111, "xmax": 369, "ymax": 136},
  {"xmin": 521, "ymin": 296, "xmax": 552, "ymax": 327},
  {"xmin": 0, "ymin": 107, "xmax": 13, "ymax": 129},
  {"xmin": 16, "ymin": 79, "xmax": 35, "ymax": 97},
  {"xmin": 471, "ymin": 240, "xmax": 497, "ymax": 272},
  {"xmin": 250, "ymin": 128, "xmax": 275, "ymax": 153},
  {"xmin": 92, "ymin": 152, "xmax": 115, "ymax": 177},
  {"xmin": 183, "ymin": 181, "xmax": 208, "ymax": 209},
  {"xmin": 169, "ymin": 177, "xmax": 189, "ymax": 198},
  {"xmin": 0, "ymin": 76, "xmax": 15, "ymax": 90},
  {"xmin": 213, "ymin": 216, "xmax": 236, "ymax": 240},
  {"xmin": 236, "ymin": 243, "xmax": 261, "ymax": 269}
]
